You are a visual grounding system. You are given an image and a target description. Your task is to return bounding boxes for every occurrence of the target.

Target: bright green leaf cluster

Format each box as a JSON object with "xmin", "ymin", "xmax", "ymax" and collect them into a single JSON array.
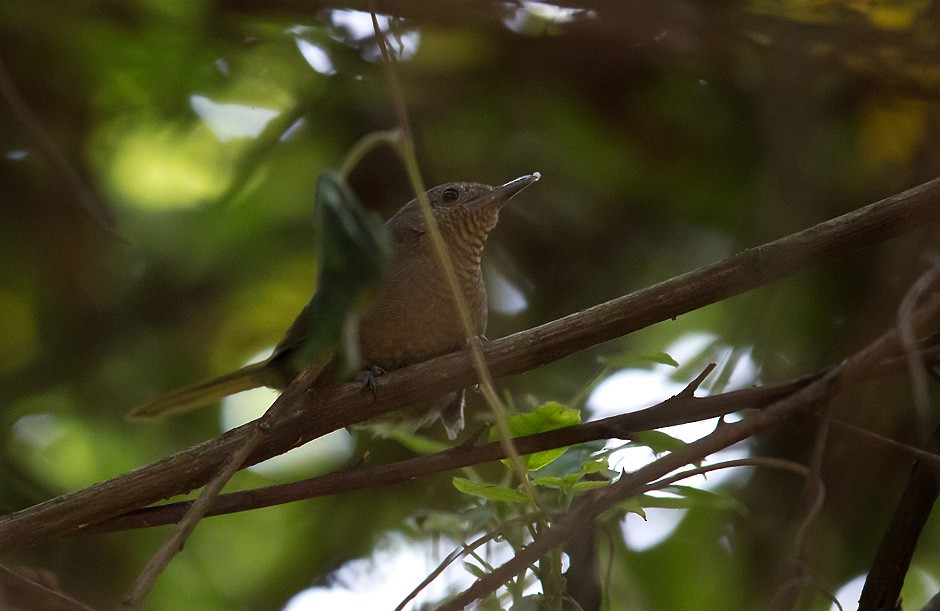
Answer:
[{"xmin": 489, "ymin": 401, "xmax": 581, "ymax": 471}]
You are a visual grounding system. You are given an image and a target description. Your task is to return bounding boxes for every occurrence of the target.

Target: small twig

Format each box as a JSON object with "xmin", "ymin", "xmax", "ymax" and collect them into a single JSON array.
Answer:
[
  {"xmin": 394, "ymin": 513, "xmax": 538, "ymax": 611},
  {"xmin": 680, "ymin": 363, "xmax": 717, "ymax": 397},
  {"xmin": 338, "ymin": 129, "xmax": 403, "ymax": 178},
  {"xmin": 0, "ymin": 564, "xmax": 94, "ymax": 611},
  {"xmin": 644, "ymin": 456, "xmax": 826, "ymax": 562},
  {"xmin": 825, "ymin": 416, "xmax": 940, "ymax": 471},
  {"xmin": 767, "ymin": 387, "xmax": 834, "ymax": 610},
  {"xmin": 897, "ymin": 256, "xmax": 940, "ymax": 445},
  {"xmin": 859, "ymin": 425, "xmax": 940, "ymax": 610}
]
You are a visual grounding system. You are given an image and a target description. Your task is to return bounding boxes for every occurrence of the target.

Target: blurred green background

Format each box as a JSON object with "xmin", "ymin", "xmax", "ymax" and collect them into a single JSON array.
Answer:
[{"xmin": 2, "ymin": 1, "xmax": 940, "ymax": 609}]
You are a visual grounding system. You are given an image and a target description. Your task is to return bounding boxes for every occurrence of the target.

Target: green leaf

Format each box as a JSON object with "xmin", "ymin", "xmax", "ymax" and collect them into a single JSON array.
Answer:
[
  {"xmin": 599, "ymin": 352, "xmax": 680, "ymax": 368},
  {"xmin": 663, "ymin": 485, "xmax": 750, "ymax": 515},
  {"xmin": 629, "ymin": 430, "xmax": 688, "ymax": 455},
  {"xmin": 502, "ymin": 401, "xmax": 581, "ymax": 437},
  {"xmin": 384, "ymin": 429, "xmax": 448, "ymax": 454},
  {"xmin": 463, "ymin": 561, "xmax": 488, "ymax": 580},
  {"xmin": 636, "ymin": 494, "xmax": 693, "ymax": 510},
  {"xmin": 490, "ymin": 402, "xmax": 580, "ymax": 471},
  {"xmin": 570, "ymin": 479, "xmax": 612, "ymax": 492},
  {"xmin": 532, "ymin": 474, "xmax": 580, "ymax": 490},
  {"xmin": 452, "ymin": 476, "xmax": 529, "ymax": 503},
  {"xmin": 581, "ymin": 459, "xmax": 610, "ymax": 474},
  {"xmin": 296, "ymin": 171, "xmax": 391, "ymax": 366},
  {"xmin": 620, "ymin": 497, "xmax": 647, "ymax": 520}
]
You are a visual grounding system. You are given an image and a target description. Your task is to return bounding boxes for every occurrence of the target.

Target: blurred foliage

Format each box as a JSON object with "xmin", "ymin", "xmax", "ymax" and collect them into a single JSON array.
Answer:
[{"xmin": 2, "ymin": 0, "xmax": 940, "ymax": 609}]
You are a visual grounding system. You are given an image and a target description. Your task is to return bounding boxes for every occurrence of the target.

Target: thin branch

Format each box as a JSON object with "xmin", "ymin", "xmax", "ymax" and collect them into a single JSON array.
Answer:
[
  {"xmin": 338, "ymin": 129, "xmax": 403, "ymax": 178},
  {"xmin": 2, "ymin": 175, "xmax": 940, "ymax": 553},
  {"xmin": 897, "ymin": 253, "xmax": 940, "ymax": 445},
  {"xmin": 0, "ymin": 564, "xmax": 94, "ymax": 611},
  {"xmin": 394, "ymin": 513, "xmax": 539, "ymax": 611},
  {"xmin": 826, "ymin": 417, "xmax": 940, "ymax": 471},
  {"xmin": 643, "ymin": 456, "xmax": 820, "ymax": 499}
]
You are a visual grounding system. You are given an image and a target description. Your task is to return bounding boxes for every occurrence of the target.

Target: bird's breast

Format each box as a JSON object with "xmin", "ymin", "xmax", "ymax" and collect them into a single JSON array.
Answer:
[{"xmin": 357, "ymin": 253, "xmax": 487, "ymax": 371}]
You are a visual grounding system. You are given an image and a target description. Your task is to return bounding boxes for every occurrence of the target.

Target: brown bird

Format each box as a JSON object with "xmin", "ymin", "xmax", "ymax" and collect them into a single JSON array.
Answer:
[{"xmin": 128, "ymin": 172, "xmax": 540, "ymax": 438}]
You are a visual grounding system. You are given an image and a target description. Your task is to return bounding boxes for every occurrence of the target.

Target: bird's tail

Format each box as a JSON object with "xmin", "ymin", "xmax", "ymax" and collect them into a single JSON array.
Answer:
[{"xmin": 126, "ymin": 360, "xmax": 274, "ymax": 421}]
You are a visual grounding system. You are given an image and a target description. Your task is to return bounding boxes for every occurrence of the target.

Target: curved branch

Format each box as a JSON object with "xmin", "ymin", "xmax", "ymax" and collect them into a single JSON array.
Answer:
[{"xmin": 1, "ymin": 175, "xmax": 939, "ymax": 553}]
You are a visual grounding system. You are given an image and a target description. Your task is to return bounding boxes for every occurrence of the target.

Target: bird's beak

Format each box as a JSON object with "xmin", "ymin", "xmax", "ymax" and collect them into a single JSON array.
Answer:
[{"xmin": 476, "ymin": 172, "xmax": 541, "ymax": 210}]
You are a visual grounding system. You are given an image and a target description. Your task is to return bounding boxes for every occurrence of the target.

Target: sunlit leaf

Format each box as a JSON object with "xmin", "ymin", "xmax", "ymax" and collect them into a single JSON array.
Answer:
[
  {"xmin": 629, "ymin": 430, "xmax": 688, "ymax": 455},
  {"xmin": 620, "ymin": 497, "xmax": 647, "ymax": 520},
  {"xmin": 384, "ymin": 429, "xmax": 448, "ymax": 454},
  {"xmin": 490, "ymin": 402, "xmax": 580, "ymax": 471},
  {"xmin": 581, "ymin": 459, "xmax": 612, "ymax": 475},
  {"xmin": 570, "ymin": 479, "xmax": 612, "ymax": 492},
  {"xmin": 452, "ymin": 476, "xmax": 529, "ymax": 503},
  {"xmin": 663, "ymin": 485, "xmax": 749, "ymax": 516},
  {"xmin": 463, "ymin": 561, "xmax": 489, "ymax": 580}
]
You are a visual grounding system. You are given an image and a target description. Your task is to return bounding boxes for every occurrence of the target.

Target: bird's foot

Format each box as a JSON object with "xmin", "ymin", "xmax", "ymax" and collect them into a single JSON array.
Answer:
[{"xmin": 356, "ymin": 365, "xmax": 386, "ymax": 395}]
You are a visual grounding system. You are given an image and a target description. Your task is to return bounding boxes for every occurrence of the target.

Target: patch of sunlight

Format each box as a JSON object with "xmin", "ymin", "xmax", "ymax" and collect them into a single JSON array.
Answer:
[
  {"xmin": 487, "ymin": 266, "xmax": 528, "ymax": 315},
  {"xmin": 295, "ymin": 39, "xmax": 336, "ymax": 75},
  {"xmin": 503, "ymin": 1, "xmax": 596, "ymax": 34},
  {"xmin": 189, "ymin": 95, "xmax": 281, "ymax": 142},
  {"xmin": 327, "ymin": 9, "xmax": 392, "ymax": 40},
  {"xmin": 831, "ymin": 566, "xmax": 939, "ymax": 611},
  {"xmin": 621, "ymin": 505, "xmax": 686, "ymax": 552},
  {"xmin": 845, "ymin": 0, "xmax": 918, "ymax": 30},
  {"xmin": 103, "ymin": 123, "xmax": 233, "ymax": 211},
  {"xmin": 9, "ymin": 396, "xmax": 109, "ymax": 489},
  {"xmin": 284, "ymin": 531, "xmax": 534, "ymax": 610},
  {"xmin": 0, "ymin": 290, "xmax": 38, "ymax": 375},
  {"xmin": 325, "ymin": 9, "xmax": 420, "ymax": 61},
  {"xmin": 219, "ymin": 350, "xmax": 354, "ymax": 479},
  {"xmin": 589, "ymin": 333, "xmax": 755, "ymax": 550},
  {"xmin": 11, "ymin": 412, "xmax": 67, "ymax": 450},
  {"xmin": 859, "ymin": 98, "xmax": 928, "ymax": 170}
]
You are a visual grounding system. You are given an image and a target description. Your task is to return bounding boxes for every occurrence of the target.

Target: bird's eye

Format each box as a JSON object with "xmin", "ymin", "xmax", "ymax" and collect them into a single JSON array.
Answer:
[{"xmin": 442, "ymin": 188, "xmax": 460, "ymax": 203}]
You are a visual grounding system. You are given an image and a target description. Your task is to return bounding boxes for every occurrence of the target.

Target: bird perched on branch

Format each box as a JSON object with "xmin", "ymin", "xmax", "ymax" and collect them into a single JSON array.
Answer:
[{"xmin": 128, "ymin": 172, "xmax": 540, "ymax": 439}]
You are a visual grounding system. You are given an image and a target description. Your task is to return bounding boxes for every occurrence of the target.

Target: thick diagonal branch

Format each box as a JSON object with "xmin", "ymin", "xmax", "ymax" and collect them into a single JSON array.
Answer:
[{"xmin": 1, "ymin": 176, "xmax": 939, "ymax": 553}]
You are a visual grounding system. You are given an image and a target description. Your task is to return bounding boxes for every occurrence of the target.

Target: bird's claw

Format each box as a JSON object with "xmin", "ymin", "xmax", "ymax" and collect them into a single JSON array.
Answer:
[{"xmin": 357, "ymin": 365, "xmax": 386, "ymax": 396}]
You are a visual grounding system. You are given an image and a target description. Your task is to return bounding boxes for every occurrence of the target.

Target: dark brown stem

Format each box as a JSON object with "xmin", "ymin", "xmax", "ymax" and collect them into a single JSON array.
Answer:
[
  {"xmin": 0, "ymin": 564, "xmax": 94, "ymax": 611},
  {"xmin": 858, "ymin": 426, "xmax": 940, "ymax": 611}
]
